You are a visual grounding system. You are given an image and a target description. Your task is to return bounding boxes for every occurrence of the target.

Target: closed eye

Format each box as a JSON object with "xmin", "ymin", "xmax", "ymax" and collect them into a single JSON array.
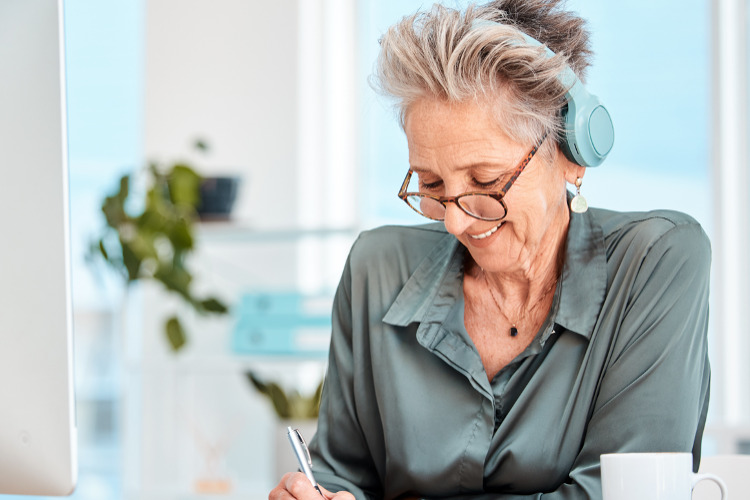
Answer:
[
  {"xmin": 471, "ymin": 177, "xmax": 501, "ymax": 190},
  {"xmin": 419, "ymin": 179, "xmax": 443, "ymax": 191}
]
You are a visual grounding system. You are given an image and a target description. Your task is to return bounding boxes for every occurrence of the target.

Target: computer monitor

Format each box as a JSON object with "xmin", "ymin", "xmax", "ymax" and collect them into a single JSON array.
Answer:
[{"xmin": 0, "ymin": 0, "xmax": 77, "ymax": 495}]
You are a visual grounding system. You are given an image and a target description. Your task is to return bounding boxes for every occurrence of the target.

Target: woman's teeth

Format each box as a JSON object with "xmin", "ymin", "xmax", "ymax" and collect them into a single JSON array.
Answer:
[{"xmin": 469, "ymin": 222, "xmax": 504, "ymax": 240}]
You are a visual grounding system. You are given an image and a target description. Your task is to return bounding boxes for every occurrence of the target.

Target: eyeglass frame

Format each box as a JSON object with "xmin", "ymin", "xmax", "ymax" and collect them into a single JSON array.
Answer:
[{"xmin": 397, "ymin": 134, "xmax": 548, "ymax": 221}]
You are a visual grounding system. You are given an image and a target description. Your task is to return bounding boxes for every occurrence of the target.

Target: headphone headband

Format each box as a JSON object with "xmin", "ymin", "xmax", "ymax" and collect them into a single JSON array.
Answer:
[{"xmin": 472, "ymin": 20, "xmax": 615, "ymax": 167}]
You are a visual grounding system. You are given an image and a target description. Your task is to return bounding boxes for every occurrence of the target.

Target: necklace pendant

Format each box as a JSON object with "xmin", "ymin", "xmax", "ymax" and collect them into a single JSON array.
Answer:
[{"xmin": 510, "ymin": 326, "xmax": 518, "ymax": 337}]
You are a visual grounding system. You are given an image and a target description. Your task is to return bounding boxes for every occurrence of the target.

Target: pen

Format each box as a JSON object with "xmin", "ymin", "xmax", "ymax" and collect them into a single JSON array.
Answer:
[{"xmin": 287, "ymin": 426, "xmax": 324, "ymax": 497}]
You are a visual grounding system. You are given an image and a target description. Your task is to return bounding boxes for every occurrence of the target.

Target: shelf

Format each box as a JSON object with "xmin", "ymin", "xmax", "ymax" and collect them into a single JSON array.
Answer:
[
  {"xmin": 196, "ymin": 222, "xmax": 359, "ymax": 244},
  {"xmin": 122, "ymin": 355, "xmax": 327, "ymax": 374}
]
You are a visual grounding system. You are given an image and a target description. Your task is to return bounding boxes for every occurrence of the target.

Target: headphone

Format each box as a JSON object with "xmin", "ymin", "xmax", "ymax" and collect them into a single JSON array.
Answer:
[
  {"xmin": 472, "ymin": 20, "xmax": 614, "ymax": 167},
  {"xmin": 519, "ymin": 32, "xmax": 614, "ymax": 168}
]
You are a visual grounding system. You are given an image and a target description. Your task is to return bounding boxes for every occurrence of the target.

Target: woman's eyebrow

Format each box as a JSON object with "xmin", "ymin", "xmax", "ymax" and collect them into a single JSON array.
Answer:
[{"xmin": 411, "ymin": 161, "xmax": 513, "ymax": 174}]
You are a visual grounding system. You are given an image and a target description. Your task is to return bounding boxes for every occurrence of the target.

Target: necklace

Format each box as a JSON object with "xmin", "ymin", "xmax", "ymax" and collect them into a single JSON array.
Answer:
[{"xmin": 481, "ymin": 270, "xmax": 558, "ymax": 337}]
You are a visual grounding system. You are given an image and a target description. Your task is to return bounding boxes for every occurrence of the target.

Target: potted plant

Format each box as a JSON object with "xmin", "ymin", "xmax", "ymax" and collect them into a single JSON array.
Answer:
[
  {"xmin": 246, "ymin": 371, "xmax": 323, "ymax": 421},
  {"xmin": 89, "ymin": 142, "xmax": 229, "ymax": 351},
  {"xmin": 246, "ymin": 371, "xmax": 323, "ymax": 479}
]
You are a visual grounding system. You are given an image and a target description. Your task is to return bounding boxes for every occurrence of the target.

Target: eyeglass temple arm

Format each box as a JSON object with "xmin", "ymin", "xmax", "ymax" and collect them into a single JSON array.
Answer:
[
  {"xmin": 398, "ymin": 170, "xmax": 413, "ymax": 198},
  {"xmin": 498, "ymin": 134, "xmax": 547, "ymax": 195}
]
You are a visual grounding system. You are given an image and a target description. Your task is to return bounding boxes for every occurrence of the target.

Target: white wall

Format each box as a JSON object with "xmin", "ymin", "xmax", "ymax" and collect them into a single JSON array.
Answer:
[{"xmin": 144, "ymin": 0, "xmax": 300, "ymax": 227}]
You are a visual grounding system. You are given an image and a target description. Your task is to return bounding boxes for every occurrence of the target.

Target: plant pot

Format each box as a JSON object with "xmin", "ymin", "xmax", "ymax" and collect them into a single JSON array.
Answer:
[
  {"xmin": 197, "ymin": 175, "xmax": 241, "ymax": 220},
  {"xmin": 274, "ymin": 419, "xmax": 318, "ymax": 484}
]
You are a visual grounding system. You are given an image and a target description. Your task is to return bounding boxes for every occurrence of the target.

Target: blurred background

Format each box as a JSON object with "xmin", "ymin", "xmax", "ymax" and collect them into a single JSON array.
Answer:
[{"xmin": 32, "ymin": 0, "xmax": 750, "ymax": 498}]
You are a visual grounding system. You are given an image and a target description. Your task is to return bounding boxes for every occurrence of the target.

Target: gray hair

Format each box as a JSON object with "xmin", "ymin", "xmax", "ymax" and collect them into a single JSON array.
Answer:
[{"xmin": 372, "ymin": 0, "xmax": 593, "ymax": 159}]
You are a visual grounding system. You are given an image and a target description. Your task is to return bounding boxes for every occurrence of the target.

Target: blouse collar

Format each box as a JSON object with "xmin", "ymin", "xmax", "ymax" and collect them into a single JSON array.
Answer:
[{"xmin": 383, "ymin": 208, "xmax": 608, "ymax": 340}]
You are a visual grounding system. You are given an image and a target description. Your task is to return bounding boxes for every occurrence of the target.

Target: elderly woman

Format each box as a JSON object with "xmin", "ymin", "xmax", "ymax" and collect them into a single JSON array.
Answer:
[{"xmin": 271, "ymin": 1, "xmax": 711, "ymax": 499}]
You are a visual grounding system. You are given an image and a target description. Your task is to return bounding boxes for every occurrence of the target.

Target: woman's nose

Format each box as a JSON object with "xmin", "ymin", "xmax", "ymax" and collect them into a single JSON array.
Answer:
[{"xmin": 442, "ymin": 202, "xmax": 475, "ymax": 236}]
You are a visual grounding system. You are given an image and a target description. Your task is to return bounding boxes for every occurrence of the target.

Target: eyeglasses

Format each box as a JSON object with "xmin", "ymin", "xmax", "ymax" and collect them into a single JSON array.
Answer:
[{"xmin": 397, "ymin": 135, "xmax": 547, "ymax": 221}]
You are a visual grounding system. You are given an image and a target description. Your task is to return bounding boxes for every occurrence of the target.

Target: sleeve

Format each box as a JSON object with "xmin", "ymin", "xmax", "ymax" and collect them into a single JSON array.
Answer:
[
  {"xmin": 308, "ymin": 247, "xmax": 383, "ymax": 500},
  {"xmin": 427, "ymin": 221, "xmax": 712, "ymax": 500},
  {"xmin": 563, "ymin": 221, "xmax": 712, "ymax": 489}
]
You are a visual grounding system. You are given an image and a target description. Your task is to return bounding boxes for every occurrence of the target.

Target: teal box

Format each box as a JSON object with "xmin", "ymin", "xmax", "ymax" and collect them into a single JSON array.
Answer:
[{"xmin": 231, "ymin": 292, "xmax": 332, "ymax": 356}]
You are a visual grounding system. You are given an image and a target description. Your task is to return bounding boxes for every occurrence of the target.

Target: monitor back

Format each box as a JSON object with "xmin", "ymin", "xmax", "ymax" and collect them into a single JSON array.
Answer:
[{"xmin": 0, "ymin": 0, "xmax": 78, "ymax": 495}]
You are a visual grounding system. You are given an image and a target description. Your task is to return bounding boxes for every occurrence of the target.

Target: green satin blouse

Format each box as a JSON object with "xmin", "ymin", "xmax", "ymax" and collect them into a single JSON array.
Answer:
[{"xmin": 309, "ymin": 207, "xmax": 711, "ymax": 500}]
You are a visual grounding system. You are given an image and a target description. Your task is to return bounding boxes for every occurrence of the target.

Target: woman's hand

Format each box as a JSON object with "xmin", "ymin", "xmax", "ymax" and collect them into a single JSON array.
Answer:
[{"xmin": 269, "ymin": 472, "xmax": 356, "ymax": 500}]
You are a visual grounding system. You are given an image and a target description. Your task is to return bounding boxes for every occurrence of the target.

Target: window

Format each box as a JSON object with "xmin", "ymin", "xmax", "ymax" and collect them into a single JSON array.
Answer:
[
  {"xmin": 65, "ymin": 2, "xmax": 144, "ymax": 498},
  {"xmin": 356, "ymin": 0, "xmax": 750, "ymax": 454}
]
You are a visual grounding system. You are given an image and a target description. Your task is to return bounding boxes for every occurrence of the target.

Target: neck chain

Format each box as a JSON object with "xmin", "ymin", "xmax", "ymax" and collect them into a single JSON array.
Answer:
[{"xmin": 481, "ymin": 270, "xmax": 558, "ymax": 338}]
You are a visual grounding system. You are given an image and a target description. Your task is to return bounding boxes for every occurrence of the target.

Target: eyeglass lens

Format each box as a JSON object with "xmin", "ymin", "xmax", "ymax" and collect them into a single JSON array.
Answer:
[
  {"xmin": 404, "ymin": 171, "xmax": 507, "ymax": 220},
  {"xmin": 405, "ymin": 194, "xmax": 506, "ymax": 220}
]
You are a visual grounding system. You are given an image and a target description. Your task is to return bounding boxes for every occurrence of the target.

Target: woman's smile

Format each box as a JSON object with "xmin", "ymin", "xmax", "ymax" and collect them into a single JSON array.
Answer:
[{"xmin": 468, "ymin": 221, "xmax": 505, "ymax": 240}]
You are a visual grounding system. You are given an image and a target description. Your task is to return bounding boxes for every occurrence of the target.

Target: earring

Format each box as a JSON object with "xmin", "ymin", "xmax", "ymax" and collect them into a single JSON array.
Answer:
[{"xmin": 570, "ymin": 178, "xmax": 588, "ymax": 214}]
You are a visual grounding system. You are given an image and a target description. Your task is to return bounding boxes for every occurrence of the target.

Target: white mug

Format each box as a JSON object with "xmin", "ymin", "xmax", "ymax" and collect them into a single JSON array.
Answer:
[{"xmin": 601, "ymin": 452, "xmax": 727, "ymax": 500}]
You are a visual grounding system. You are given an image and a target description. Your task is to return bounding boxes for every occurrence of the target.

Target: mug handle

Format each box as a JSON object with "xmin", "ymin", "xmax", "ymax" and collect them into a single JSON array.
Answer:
[{"xmin": 692, "ymin": 472, "xmax": 728, "ymax": 500}]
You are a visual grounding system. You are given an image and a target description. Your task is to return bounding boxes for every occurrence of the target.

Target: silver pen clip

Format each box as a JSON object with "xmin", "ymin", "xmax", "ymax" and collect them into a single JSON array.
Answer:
[{"xmin": 293, "ymin": 428, "xmax": 313, "ymax": 468}]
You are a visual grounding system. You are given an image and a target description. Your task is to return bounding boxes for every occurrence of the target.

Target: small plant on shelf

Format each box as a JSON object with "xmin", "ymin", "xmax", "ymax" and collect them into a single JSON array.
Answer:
[
  {"xmin": 246, "ymin": 371, "xmax": 323, "ymax": 420},
  {"xmin": 89, "ymin": 140, "xmax": 229, "ymax": 351}
]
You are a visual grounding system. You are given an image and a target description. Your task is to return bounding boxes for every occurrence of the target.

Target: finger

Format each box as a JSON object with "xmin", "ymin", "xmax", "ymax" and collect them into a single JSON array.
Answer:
[
  {"xmin": 318, "ymin": 484, "xmax": 336, "ymax": 499},
  {"xmin": 268, "ymin": 473, "xmax": 296, "ymax": 500},
  {"xmin": 319, "ymin": 484, "xmax": 356, "ymax": 500},
  {"xmin": 268, "ymin": 485, "xmax": 295, "ymax": 500},
  {"xmin": 284, "ymin": 472, "xmax": 328, "ymax": 500},
  {"xmin": 329, "ymin": 492, "xmax": 357, "ymax": 500}
]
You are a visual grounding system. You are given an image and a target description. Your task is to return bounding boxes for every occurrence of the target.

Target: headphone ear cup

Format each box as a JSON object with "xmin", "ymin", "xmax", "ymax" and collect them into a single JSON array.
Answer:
[{"xmin": 560, "ymin": 84, "xmax": 614, "ymax": 167}]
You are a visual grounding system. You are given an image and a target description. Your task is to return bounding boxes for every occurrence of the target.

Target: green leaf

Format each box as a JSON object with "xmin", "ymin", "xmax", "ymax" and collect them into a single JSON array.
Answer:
[
  {"xmin": 312, "ymin": 379, "xmax": 324, "ymax": 407},
  {"xmin": 168, "ymin": 164, "xmax": 202, "ymax": 207},
  {"xmin": 291, "ymin": 379, "xmax": 324, "ymax": 419},
  {"xmin": 120, "ymin": 241, "xmax": 142, "ymax": 282},
  {"xmin": 154, "ymin": 264, "xmax": 192, "ymax": 299},
  {"xmin": 127, "ymin": 230, "xmax": 159, "ymax": 261},
  {"xmin": 246, "ymin": 371, "xmax": 268, "ymax": 394},
  {"xmin": 245, "ymin": 372, "xmax": 290, "ymax": 418},
  {"xmin": 138, "ymin": 203, "xmax": 169, "ymax": 233},
  {"xmin": 101, "ymin": 175, "xmax": 131, "ymax": 228},
  {"xmin": 244, "ymin": 372, "xmax": 322, "ymax": 419},
  {"xmin": 199, "ymin": 297, "xmax": 228, "ymax": 314},
  {"xmin": 167, "ymin": 217, "xmax": 194, "ymax": 251},
  {"xmin": 165, "ymin": 316, "xmax": 187, "ymax": 351},
  {"xmin": 266, "ymin": 382, "xmax": 292, "ymax": 419},
  {"xmin": 98, "ymin": 239, "xmax": 109, "ymax": 260}
]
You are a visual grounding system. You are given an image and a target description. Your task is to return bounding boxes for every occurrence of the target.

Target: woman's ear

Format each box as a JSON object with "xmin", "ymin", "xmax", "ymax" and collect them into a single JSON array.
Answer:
[{"xmin": 558, "ymin": 149, "xmax": 586, "ymax": 184}]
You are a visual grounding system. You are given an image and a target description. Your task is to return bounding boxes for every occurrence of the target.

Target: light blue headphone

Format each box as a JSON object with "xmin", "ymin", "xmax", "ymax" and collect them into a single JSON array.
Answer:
[
  {"xmin": 518, "ymin": 32, "xmax": 614, "ymax": 167},
  {"xmin": 473, "ymin": 20, "xmax": 614, "ymax": 167}
]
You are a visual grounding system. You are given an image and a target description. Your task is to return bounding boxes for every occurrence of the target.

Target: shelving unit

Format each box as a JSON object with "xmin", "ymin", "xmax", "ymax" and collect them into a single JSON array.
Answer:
[{"xmin": 120, "ymin": 223, "xmax": 359, "ymax": 499}]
